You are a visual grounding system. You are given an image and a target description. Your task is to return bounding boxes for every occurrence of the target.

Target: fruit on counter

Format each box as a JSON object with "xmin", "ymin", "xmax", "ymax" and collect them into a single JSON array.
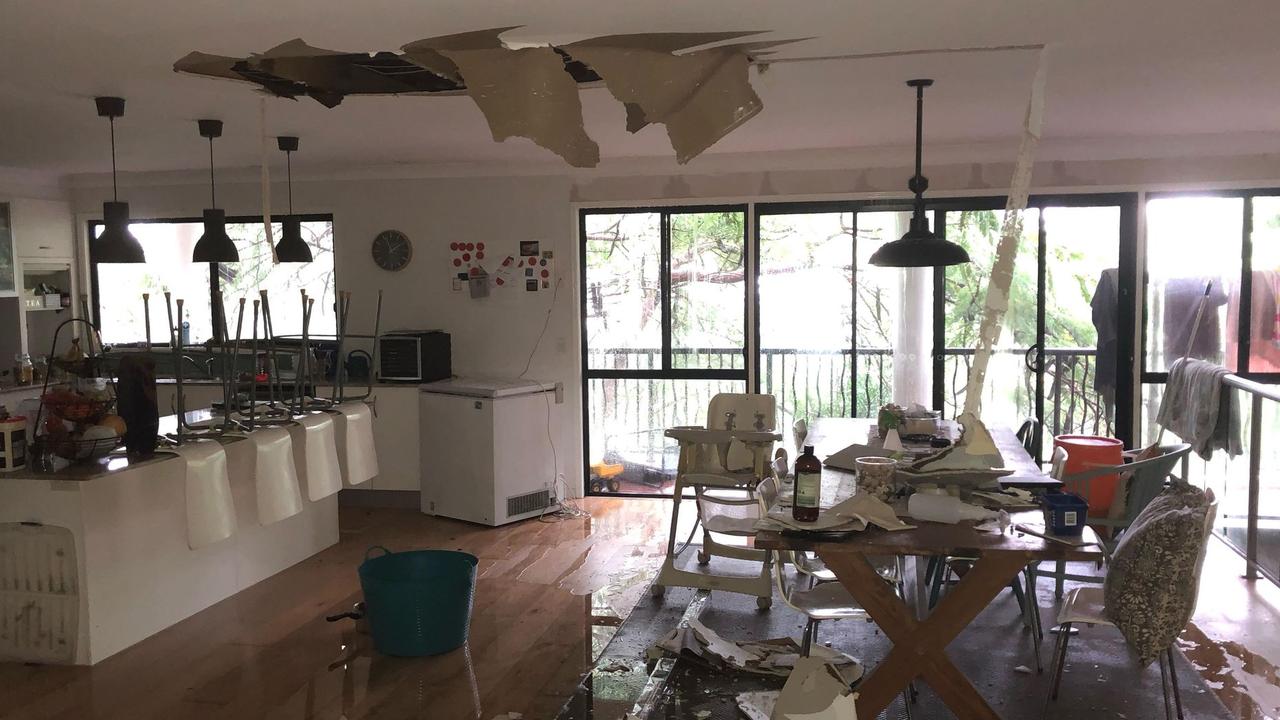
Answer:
[{"xmin": 98, "ymin": 414, "xmax": 127, "ymax": 435}]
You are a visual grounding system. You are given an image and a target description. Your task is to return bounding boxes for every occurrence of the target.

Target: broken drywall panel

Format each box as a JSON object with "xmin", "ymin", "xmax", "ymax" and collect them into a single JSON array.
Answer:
[
  {"xmin": 563, "ymin": 37, "xmax": 766, "ymax": 164},
  {"xmin": 173, "ymin": 52, "xmax": 245, "ymax": 82},
  {"xmin": 774, "ymin": 656, "xmax": 859, "ymax": 719},
  {"xmin": 736, "ymin": 690, "xmax": 779, "ymax": 720},
  {"xmin": 962, "ymin": 47, "xmax": 1049, "ymax": 416},
  {"xmin": 404, "ymin": 28, "xmax": 600, "ymax": 167}
]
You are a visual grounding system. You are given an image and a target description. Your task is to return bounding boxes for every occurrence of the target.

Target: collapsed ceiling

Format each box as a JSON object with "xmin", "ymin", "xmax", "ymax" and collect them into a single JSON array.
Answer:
[{"xmin": 175, "ymin": 29, "xmax": 797, "ymax": 168}]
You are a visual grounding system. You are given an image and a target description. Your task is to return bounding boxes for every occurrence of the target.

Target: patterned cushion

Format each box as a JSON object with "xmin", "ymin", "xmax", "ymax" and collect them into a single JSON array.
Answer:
[{"xmin": 1102, "ymin": 484, "xmax": 1209, "ymax": 666}]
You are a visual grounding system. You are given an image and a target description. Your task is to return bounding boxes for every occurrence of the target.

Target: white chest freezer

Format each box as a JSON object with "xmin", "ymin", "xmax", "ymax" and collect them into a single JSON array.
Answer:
[{"xmin": 418, "ymin": 377, "xmax": 559, "ymax": 525}]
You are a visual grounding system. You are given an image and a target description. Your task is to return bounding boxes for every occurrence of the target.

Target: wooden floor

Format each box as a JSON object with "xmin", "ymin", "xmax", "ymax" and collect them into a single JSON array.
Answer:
[
  {"xmin": 0, "ymin": 498, "xmax": 671, "ymax": 720},
  {"xmin": 2, "ymin": 497, "xmax": 1277, "ymax": 719}
]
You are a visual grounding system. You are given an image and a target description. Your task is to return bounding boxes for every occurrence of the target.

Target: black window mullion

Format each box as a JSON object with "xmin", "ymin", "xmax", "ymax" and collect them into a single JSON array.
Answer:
[
  {"xmin": 1115, "ymin": 195, "xmax": 1138, "ymax": 449},
  {"xmin": 932, "ymin": 210, "xmax": 947, "ymax": 414},
  {"xmin": 1034, "ymin": 210, "xmax": 1048, "ymax": 460},
  {"xmin": 850, "ymin": 210, "xmax": 859, "ymax": 417},
  {"xmin": 660, "ymin": 211, "xmax": 672, "ymax": 372},
  {"xmin": 1239, "ymin": 195, "xmax": 1255, "ymax": 376},
  {"xmin": 209, "ymin": 262, "xmax": 222, "ymax": 342}
]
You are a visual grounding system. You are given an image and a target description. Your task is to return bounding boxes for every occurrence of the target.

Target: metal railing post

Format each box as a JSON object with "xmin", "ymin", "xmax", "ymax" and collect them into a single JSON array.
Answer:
[{"xmin": 1247, "ymin": 393, "xmax": 1262, "ymax": 581}]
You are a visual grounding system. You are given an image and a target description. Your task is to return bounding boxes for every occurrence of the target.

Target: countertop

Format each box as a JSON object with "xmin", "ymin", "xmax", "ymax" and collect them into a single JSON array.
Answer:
[{"xmin": 1, "ymin": 403, "xmax": 357, "ymax": 482}]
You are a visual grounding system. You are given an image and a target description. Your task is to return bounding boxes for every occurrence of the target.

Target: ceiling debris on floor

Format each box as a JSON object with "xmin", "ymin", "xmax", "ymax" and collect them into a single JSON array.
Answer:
[{"xmin": 174, "ymin": 29, "xmax": 799, "ymax": 167}]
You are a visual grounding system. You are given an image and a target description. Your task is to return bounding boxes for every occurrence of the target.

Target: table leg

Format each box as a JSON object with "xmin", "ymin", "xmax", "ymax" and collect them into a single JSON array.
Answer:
[
  {"xmin": 913, "ymin": 555, "xmax": 931, "ymax": 620},
  {"xmin": 818, "ymin": 550, "xmax": 1032, "ymax": 720}
]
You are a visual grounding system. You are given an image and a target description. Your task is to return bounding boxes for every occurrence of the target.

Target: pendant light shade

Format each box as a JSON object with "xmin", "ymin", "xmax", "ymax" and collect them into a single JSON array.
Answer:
[
  {"xmin": 274, "ymin": 136, "xmax": 312, "ymax": 263},
  {"xmin": 193, "ymin": 208, "xmax": 238, "ymax": 262},
  {"xmin": 93, "ymin": 97, "xmax": 145, "ymax": 263},
  {"xmin": 192, "ymin": 119, "xmax": 239, "ymax": 263},
  {"xmin": 868, "ymin": 79, "xmax": 971, "ymax": 268}
]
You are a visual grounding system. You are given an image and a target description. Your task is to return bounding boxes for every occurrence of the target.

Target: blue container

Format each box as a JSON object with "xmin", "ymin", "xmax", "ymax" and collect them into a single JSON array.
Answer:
[
  {"xmin": 358, "ymin": 546, "xmax": 478, "ymax": 656},
  {"xmin": 1042, "ymin": 492, "xmax": 1089, "ymax": 536}
]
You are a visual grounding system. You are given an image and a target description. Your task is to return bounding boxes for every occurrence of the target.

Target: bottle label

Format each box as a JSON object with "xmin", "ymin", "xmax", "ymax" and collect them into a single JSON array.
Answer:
[{"xmin": 795, "ymin": 472, "xmax": 821, "ymax": 508}]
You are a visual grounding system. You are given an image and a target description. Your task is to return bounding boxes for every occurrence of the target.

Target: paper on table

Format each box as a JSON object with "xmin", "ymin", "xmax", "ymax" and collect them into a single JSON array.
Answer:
[
  {"xmin": 823, "ymin": 442, "xmax": 891, "ymax": 472},
  {"xmin": 758, "ymin": 491, "xmax": 912, "ymax": 533}
]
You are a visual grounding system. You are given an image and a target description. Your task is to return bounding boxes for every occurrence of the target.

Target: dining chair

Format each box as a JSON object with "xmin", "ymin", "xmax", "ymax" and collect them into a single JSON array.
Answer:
[
  {"xmin": 652, "ymin": 393, "xmax": 782, "ymax": 609},
  {"xmin": 1033, "ymin": 443, "xmax": 1193, "ymax": 599},
  {"xmin": 925, "ymin": 444, "xmax": 1070, "ymax": 672},
  {"xmin": 1045, "ymin": 495, "xmax": 1218, "ymax": 720},
  {"xmin": 1016, "ymin": 417, "xmax": 1039, "ymax": 455}
]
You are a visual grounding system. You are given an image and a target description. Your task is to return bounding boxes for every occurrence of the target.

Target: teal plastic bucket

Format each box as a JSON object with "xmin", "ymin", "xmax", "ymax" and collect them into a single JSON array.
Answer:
[{"xmin": 357, "ymin": 546, "xmax": 478, "ymax": 656}]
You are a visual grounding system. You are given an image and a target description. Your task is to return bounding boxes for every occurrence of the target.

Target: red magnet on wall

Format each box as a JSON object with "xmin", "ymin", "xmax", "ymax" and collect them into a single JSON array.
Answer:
[
  {"xmin": 477, "ymin": 252, "xmax": 485, "ymax": 260},
  {"xmin": 465, "ymin": 243, "xmax": 474, "ymax": 251},
  {"xmin": 450, "ymin": 242, "xmax": 459, "ymax": 251},
  {"xmin": 453, "ymin": 258, "xmax": 461, "ymax": 267},
  {"xmin": 462, "ymin": 253, "xmax": 470, "ymax": 261},
  {"xmin": 541, "ymin": 269, "xmax": 549, "ymax": 278},
  {"xmin": 477, "ymin": 242, "xmax": 485, "ymax": 250}
]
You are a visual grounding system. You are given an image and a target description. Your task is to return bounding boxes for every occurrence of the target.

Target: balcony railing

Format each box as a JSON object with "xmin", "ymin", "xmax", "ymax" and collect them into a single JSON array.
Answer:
[{"xmin": 586, "ymin": 347, "xmax": 1112, "ymax": 476}]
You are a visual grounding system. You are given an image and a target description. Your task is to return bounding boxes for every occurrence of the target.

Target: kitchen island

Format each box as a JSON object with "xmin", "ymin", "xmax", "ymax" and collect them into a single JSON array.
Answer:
[{"xmin": 0, "ymin": 404, "xmax": 371, "ymax": 665}]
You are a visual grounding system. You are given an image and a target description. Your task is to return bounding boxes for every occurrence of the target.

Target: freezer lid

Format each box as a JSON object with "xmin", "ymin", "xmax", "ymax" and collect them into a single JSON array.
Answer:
[{"xmin": 419, "ymin": 376, "xmax": 555, "ymax": 398}]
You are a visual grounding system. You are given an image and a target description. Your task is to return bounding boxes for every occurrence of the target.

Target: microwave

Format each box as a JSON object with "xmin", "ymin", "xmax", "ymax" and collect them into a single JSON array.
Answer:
[{"xmin": 378, "ymin": 331, "xmax": 451, "ymax": 382}]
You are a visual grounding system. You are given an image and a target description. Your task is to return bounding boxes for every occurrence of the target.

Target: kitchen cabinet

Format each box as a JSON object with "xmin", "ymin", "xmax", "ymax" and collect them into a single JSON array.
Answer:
[
  {"xmin": 11, "ymin": 198, "xmax": 75, "ymax": 260},
  {"xmin": 0, "ymin": 204, "xmax": 15, "ymax": 296}
]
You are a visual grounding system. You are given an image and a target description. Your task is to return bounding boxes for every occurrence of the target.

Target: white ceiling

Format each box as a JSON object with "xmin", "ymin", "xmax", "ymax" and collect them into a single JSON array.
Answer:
[{"xmin": 2, "ymin": 0, "xmax": 1279, "ymax": 180}]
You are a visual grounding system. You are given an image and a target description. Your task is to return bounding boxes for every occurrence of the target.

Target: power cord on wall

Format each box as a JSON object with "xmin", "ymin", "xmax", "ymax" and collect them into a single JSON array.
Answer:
[{"xmin": 515, "ymin": 275, "xmax": 589, "ymax": 523}]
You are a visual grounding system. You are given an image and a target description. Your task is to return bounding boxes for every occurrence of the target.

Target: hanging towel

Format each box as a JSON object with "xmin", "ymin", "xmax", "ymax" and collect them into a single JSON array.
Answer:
[
  {"xmin": 1157, "ymin": 358, "xmax": 1242, "ymax": 460},
  {"xmin": 249, "ymin": 426, "xmax": 304, "ymax": 525},
  {"xmin": 171, "ymin": 440, "xmax": 236, "ymax": 550},
  {"xmin": 335, "ymin": 401, "xmax": 378, "ymax": 486},
  {"xmin": 297, "ymin": 413, "xmax": 341, "ymax": 501}
]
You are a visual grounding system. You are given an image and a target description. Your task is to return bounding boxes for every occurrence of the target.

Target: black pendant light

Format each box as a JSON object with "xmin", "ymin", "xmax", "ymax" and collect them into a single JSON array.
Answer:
[
  {"xmin": 274, "ymin": 136, "xmax": 312, "ymax": 263},
  {"xmin": 192, "ymin": 119, "xmax": 239, "ymax": 263},
  {"xmin": 868, "ymin": 79, "xmax": 971, "ymax": 268},
  {"xmin": 93, "ymin": 97, "xmax": 145, "ymax": 263}
]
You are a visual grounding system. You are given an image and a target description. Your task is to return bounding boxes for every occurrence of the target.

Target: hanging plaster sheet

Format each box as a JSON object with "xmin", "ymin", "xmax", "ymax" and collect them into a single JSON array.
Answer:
[
  {"xmin": 564, "ymin": 34, "xmax": 782, "ymax": 164},
  {"xmin": 963, "ymin": 48, "xmax": 1049, "ymax": 416},
  {"xmin": 403, "ymin": 29, "xmax": 599, "ymax": 168}
]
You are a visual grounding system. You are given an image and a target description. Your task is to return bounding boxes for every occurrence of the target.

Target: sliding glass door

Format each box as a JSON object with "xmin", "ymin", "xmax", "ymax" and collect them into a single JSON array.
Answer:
[
  {"xmin": 936, "ymin": 197, "xmax": 1134, "ymax": 459},
  {"xmin": 755, "ymin": 205, "xmax": 929, "ymax": 431},
  {"xmin": 579, "ymin": 194, "xmax": 1137, "ymax": 494},
  {"xmin": 580, "ymin": 207, "xmax": 747, "ymax": 495}
]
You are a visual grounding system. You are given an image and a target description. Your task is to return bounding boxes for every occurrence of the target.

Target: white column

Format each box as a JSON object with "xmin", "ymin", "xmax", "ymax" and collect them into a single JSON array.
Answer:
[{"xmin": 892, "ymin": 212, "xmax": 932, "ymax": 407}]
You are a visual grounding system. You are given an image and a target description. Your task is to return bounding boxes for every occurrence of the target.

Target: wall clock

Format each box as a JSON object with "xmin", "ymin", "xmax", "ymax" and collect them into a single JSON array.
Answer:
[{"xmin": 371, "ymin": 229, "xmax": 413, "ymax": 271}]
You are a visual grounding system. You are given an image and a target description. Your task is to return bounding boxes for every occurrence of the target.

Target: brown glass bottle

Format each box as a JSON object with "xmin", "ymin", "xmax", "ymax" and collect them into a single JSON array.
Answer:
[{"xmin": 792, "ymin": 445, "xmax": 821, "ymax": 522}]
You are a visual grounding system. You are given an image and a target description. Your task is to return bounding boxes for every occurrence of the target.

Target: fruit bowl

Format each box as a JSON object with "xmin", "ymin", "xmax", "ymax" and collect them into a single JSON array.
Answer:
[
  {"xmin": 41, "ymin": 392, "xmax": 113, "ymax": 424},
  {"xmin": 44, "ymin": 433, "xmax": 123, "ymax": 463}
]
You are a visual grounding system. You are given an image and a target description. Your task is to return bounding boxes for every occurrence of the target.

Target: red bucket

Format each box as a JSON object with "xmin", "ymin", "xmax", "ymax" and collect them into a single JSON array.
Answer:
[{"xmin": 1054, "ymin": 435, "xmax": 1124, "ymax": 517}]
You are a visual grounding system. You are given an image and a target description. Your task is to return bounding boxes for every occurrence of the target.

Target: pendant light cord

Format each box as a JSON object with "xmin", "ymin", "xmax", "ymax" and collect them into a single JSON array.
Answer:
[
  {"xmin": 286, "ymin": 151, "xmax": 293, "ymax": 215},
  {"xmin": 913, "ymin": 85, "xmax": 924, "ymax": 199},
  {"xmin": 208, "ymin": 136, "xmax": 216, "ymax": 207},
  {"xmin": 109, "ymin": 117, "xmax": 119, "ymax": 202}
]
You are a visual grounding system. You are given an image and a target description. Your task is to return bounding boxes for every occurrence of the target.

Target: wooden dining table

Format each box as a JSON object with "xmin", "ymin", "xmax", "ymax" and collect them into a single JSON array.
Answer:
[{"xmin": 756, "ymin": 418, "xmax": 1104, "ymax": 719}]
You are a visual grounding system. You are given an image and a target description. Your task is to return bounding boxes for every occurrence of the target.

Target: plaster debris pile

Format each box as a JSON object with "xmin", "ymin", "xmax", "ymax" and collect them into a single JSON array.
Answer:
[
  {"xmin": 647, "ymin": 618, "xmax": 863, "ymax": 683},
  {"xmin": 175, "ymin": 29, "xmax": 800, "ymax": 167}
]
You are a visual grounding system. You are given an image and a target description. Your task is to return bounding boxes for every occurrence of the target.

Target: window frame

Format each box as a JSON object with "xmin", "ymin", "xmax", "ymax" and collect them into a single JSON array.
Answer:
[
  {"xmin": 87, "ymin": 212, "xmax": 336, "ymax": 346},
  {"xmin": 1141, "ymin": 188, "xmax": 1280, "ymax": 386},
  {"xmin": 579, "ymin": 205, "xmax": 750, "ymax": 496}
]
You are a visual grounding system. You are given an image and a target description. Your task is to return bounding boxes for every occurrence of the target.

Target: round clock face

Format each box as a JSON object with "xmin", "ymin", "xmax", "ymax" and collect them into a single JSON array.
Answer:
[{"xmin": 371, "ymin": 229, "xmax": 412, "ymax": 271}]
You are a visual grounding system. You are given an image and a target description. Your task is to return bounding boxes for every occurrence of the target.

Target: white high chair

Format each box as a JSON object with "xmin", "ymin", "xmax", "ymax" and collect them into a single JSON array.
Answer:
[{"xmin": 651, "ymin": 393, "xmax": 782, "ymax": 609}]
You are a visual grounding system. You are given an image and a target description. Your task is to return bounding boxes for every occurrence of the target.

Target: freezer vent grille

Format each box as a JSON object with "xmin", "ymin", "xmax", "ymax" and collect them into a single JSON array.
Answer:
[
  {"xmin": 507, "ymin": 489, "xmax": 552, "ymax": 518},
  {"xmin": 0, "ymin": 522, "xmax": 79, "ymax": 664}
]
